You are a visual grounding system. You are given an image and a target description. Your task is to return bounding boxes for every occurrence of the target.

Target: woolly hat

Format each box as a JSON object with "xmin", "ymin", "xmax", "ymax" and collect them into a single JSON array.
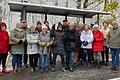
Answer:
[
  {"xmin": 93, "ymin": 24, "xmax": 99, "ymax": 28},
  {"xmin": 0, "ymin": 22, "xmax": 7, "ymax": 27},
  {"xmin": 42, "ymin": 24, "xmax": 48, "ymax": 30},
  {"xmin": 37, "ymin": 21, "xmax": 42, "ymax": 25}
]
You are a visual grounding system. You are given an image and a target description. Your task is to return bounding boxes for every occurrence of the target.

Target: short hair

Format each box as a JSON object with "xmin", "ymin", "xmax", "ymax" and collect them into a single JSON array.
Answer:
[
  {"xmin": 102, "ymin": 21, "xmax": 109, "ymax": 26},
  {"xmin": 63, "ymin": 19, "xmax": 68, "ymax": 22}
]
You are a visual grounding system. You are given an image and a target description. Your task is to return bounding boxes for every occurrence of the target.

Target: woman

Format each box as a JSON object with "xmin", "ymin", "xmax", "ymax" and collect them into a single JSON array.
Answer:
[
  {"xmin": 27, "ymin": 26, "xmax": 39, "ymax": 72},
  {"xmin": 92, "ymin": 24, "xmax": 104, "ymax": 68},
  {"xmin": 51, "ymin": 22, "xmax": 66, "ymax": 72},
  {"xmin": 38, "ymin": 24, "xmax": 53, "ymax": 72},
  {"xmin": 80, "ymin": 24, "xmax": 94, "ymax": 67},
  {"xmin": 101, "ymin": 21, "xmax": 110, "ymax": 66},
  {"xmin": 0, "ymin": 22, "xmax": 9, "ymax": 76},
  {"xmin": 10, "ymin": 23, "xmax": 26, "ymax": 74}
]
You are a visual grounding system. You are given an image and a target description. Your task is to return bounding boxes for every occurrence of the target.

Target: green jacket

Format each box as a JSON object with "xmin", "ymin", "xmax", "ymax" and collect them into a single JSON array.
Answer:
[
  {"xmin": 106, "ymin": 28, "xmax": 120, "ymax": 48},
  {"xmin": 10, "ymin": 28, "xmax": 26, "ymax": 54}
]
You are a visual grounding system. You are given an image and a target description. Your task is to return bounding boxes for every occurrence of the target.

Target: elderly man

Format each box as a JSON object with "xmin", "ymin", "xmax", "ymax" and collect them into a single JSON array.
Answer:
[
  {"xmin": 10, "ymin": 22, "xmax": 26, "ymax": 73},
  {"xmin": 107, "ymin": 21, "xmax": 120, "ymax": 71}
]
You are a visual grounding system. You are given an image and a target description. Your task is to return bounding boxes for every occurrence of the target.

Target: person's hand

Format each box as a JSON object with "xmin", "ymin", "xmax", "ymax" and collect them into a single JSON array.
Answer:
[
  {"xmin": 46, "ymin": 43, "xmax": 50, "ymax": 47},
  {"xmin": 18, "ymin": 40, "xmax": 23, "ymax": 44},
  {"xmin": 93, "ymin": 38, "xmax": 96, "ymax": 42},
  {"xmin": 83, "ymin": 41, "xmax": 88, "ymax": 46},
  {"xmin": 42, "ymin": 42, "xmax": 46, "ymax": 46}
]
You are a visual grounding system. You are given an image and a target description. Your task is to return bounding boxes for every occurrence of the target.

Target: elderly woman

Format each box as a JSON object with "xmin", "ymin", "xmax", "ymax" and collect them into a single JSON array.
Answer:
[
  {"xmin": 0, "ymin": 22, "xmax": 9, "ymax": 76},
  {"xmin": 80, "ymin": 24, "xmax": 94, "ymax": 67},
  {"xmin": 27, "ymin": 26, "xmax": 39, "ymax": 72},
  {"xmin": 92, "ymin": 24, "xmax": 104, "ymax": 68}
]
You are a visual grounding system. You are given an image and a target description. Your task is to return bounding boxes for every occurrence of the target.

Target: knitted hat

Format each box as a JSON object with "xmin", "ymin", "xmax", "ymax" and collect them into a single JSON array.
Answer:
[
  {"xmin": 42, "ymin": 24, "xmax": 48, "ymax": 30},
  {"xmin": 93, "ymin": 24, "xmax": 98, "ymax": 28},
  {"xmin": 37, "ymin": 21, "xmax": 42, "ymax": 25},
  {"xmin": 0, "ymin": 22, "xmax": 7, "ymax": 27}
]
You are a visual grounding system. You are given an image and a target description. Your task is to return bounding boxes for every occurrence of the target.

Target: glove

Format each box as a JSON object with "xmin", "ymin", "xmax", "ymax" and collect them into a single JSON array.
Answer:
[
  {"xmin": 18, "ymin": 40, "xmax": 23, "ymax": 44},
  {"xmin": 93, "ymin": 38, "xmax": 96, "ymax": 42},
  {"xmin": 83, "ymin": 41, "xmax": 88, "ymax": 46},
  {"xmin": 24, "ymin": 40, "xmax": 27, "ymax": 44}
]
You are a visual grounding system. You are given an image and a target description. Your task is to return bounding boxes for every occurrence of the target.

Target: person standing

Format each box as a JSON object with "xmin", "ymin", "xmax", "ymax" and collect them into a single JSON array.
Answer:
[
  {"xmin": 0, "ymin": 22, "xmax": 10, "ymax": 76},
  {"xmin": 80, "ymin": 24, "xmax": 94, "ymax": 67},
  {"xmin": 101, "ymin": 21, "xmax": 110, "ymax": 66},
  {"xmin": 38, "ymin": 24, "xmax": 53, "ymax": 72},
  {"xmin": 27, "ymin": 26, "xmax": 39, "ymax": 72},
  {"xmin": 92, "ymin": 24, "xmax": 104, "ymax": 68},
  {"xmin": 63, "ymin": 23, "xmax": 76, "ymax": 72},
  {"xmin": 106, "ymin": 21, "xmax": 120, "ymax": 71},
  {"xmin": 10, "ymin": 23, "xmax": 26, "ymax": 74},
  {"xmin": 51, "ymin": 22, "xmax": 66, "ymax": 72}
]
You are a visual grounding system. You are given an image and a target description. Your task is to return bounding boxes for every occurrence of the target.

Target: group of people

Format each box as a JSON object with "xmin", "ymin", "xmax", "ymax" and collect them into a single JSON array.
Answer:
[{"xmin": 0, "ymin": 19, "xmax": 120, "ymax": 76}]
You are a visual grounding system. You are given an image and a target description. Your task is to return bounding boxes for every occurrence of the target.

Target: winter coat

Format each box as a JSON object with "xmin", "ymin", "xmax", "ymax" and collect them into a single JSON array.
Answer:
[
  {"xmin": 80, "ymin": 30, "xmax": 93, "ymax": 49},
  {"xmin": 10, "ymin": 28, "xmax": 26, "ymax": 54},
  {"xmin": 27, "ymin": 32, "xmax": 39, "ymax": 54},
  {"xmin": 0, "ymin": 30, "xmax": 9, "ymax": 54},
  {"xmin": 106, "ymin": 28, "xmax": 120, "ymax": 48},
  {"xmin": 51, "ymin": 30, "xmax": 65, "ymax": 55},
  {"xmin": 38, "ymin": 31, "xmax": 53, "ymax": 55},
  {"xmin": 63, "ymin": 29, "xmax": 77, "ymax": 52},
  {"xmin": 92, "ymin": 31, "xmax": 104, "ymax": 52},
  {"xmin": 101, "ymin": 28, "xmax": 110, "ymax": 46}
]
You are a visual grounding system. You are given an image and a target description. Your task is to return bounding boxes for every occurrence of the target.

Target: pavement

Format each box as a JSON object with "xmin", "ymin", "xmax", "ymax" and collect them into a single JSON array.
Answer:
[
  {"xmin": 1, "ymin": 62, "xmax": 120, "ymax": 80},
  {"xmin": 0, "ymin": 54, "xmax": 120, "ymax": 80}
]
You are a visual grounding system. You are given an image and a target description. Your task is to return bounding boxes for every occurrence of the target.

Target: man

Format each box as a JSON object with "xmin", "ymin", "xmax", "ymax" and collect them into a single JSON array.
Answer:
[
  {"xmin": 63, "ymin": 23, "xmax": 76, "ymax": 72},
  {"xmin": 21, "ymin": 20, "xmax": 28, "ymax": 68},
  {"xmin": 62, "ymin": 19, "xmax": 69, "ymax": 32},
  {"xmin": 101, "ymin": 21, "xmax": 110, "ymax": 66},
  {"xmin": 107, "ymin": 21, "xmax": 120, "ymax": 71}
]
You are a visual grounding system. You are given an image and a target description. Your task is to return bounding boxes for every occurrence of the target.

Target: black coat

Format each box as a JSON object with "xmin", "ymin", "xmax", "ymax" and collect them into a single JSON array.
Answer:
[
  {"xmin": 63, "ymin": 29, "xmax": 77, "ymax": 52},
  {"xmin": 51, "ymin": 30, "xmax": 65, "ymax": 55}
]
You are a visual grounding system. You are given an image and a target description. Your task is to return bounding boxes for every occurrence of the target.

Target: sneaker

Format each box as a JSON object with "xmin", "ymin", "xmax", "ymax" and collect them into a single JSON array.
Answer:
[
  {"xmin": 61, "ymin": 68, "xmax": 66, "ymax": 72},
  {"xmin": 69, "ymin": 67, "xmax": 74, "ymax": 72},
  {"xmin": 30, "ymin": 68, "xmax": 34, "ymax": 72},
  {"xmin": 51, "ymin": 68, "xmax": 56, "ymax": 72},
  {"xmin": 2, "ymin": 67, "xmax": 9, "ymax": 73}
]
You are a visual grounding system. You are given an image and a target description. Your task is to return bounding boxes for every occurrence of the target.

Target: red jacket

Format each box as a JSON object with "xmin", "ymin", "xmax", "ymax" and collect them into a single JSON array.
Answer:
[
  {"xmin": 0, "ymin": 30, "xmax": 9, "ymax": 54},
  {"xmin": 92, "ymin": 31, "xmax": 104, "ymax": 52}
]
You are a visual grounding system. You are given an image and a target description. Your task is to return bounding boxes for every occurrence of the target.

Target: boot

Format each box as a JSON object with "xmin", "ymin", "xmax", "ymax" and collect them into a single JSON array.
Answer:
[
  {"xmin": 2, "ymin": 67, "xmax": 9, "ymax": 73},
  {"xmin": 13, "ymin": 68, "xmax": 18, "ymax": 74},
  {"xmin": 97, "ymin": 61, "xmax": 103, "ymax": 69},
  {"xmin": 0, "ymin": 72, "xmax": 2, "ymax": 76},
  {"xmin": 17, "ymin": 68, "xmax": 22, "ymax": 73}
]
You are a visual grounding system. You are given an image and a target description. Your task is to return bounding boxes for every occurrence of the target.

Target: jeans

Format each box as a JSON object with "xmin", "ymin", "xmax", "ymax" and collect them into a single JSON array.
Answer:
[
  {"xmin": 110, "ymin": 48, "xmax": 120, "ymax": 68},
  {"xmin": 41, "ymin": 54, "xmax": 49, "ymax": 68},
  {"xmin": 66, "ymin": 51, "xmax": 73, "ymax": 68},
  {"xmin": 0, "ymin": 53, "xmax": 8, "ymax": 67},
  {"xmin": 12, "ymin": 54, "xmax": 22, "ymax": 69}
]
